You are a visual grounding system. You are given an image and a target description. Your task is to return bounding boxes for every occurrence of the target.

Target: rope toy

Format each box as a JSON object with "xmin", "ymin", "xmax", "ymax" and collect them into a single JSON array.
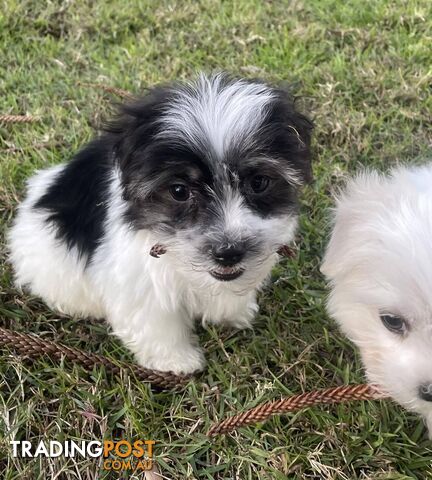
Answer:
[
  {"xmin": 0, "ymin": 83, "xmax": 131, "ymax": 128},
  {"xmin": 0, "ymin": 327, "xmax": 189, "ymax": 390},
  {"xmin": 0, "ymin": 327, "xmax": 386, "ymax": 434},
  {"xmin": 207, "ymin": 384, "xmax": 386, "ymax": 436},
  {"xmin": 0, "ymin": 114, "xmax": 39, "ymax": 124}
]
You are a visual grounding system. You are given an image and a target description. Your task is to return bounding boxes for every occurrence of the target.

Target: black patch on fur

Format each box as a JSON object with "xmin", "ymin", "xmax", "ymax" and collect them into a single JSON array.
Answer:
[
  {"xmin": 103, "ymin": 86, "xmax": 215, "ymax": 232},
  {"xmin": 121, "ymin": 144, "xmax": 214, "ymax": 232},
  {"xmin": 233, "ymin": 88, "xmax": 313, "ymax": 217},
  {"xmin": 34, "ymin": 139, "xmax": 114, "ymax": 260},
  {"xmin": 240, "ymin": 172, "xmax": 299, "ymax": 218},
  {"xmin": 265, "ymin": 88, "xmax": 314, "ymax": 183}
]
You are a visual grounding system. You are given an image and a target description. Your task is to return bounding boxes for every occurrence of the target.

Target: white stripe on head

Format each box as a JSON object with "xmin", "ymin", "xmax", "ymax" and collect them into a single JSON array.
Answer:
[
  {"xmin": 220, "ymin": 186, "xmax": 247, "ymax": 242},
  {"xmin": 202, "ymin": 185, "xmax": 250, "ymax": 245},
  {"xmin": 158, "ymin": 73, "xmax": 275, "ymax": 159},
  {"xmin": 206, "ymin": 183, "xmax": 298, "ymax": 249}
]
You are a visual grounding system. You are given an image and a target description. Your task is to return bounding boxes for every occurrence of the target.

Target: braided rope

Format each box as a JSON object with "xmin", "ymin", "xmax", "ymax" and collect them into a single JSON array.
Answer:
[
  {"xmin": 78, "ymin": 82, "xmax": 134, "ymax": 99},
  {"xmin": 1, "ymin": 84, "xmax": 131, "ymax": 127},
  {"xmin": 0, "ymin": 327, "xmax": 189, "ymax": 390},
  {"xmin": 207, "ymin": 384, "xmax": 386, "ymax": 436},
  {"xmin": 0, "ymin": 114, "xmax": 39, "ymax": 124}
]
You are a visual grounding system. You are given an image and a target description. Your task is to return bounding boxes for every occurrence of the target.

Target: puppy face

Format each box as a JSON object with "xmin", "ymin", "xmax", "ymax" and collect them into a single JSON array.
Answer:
[
  {"xmin": 322, "ymin": 168, "xmax": 432, "ymax": 431},
  {"xmin": 108, "ymin": 74, "xmax": 313, "ymax": 291}
]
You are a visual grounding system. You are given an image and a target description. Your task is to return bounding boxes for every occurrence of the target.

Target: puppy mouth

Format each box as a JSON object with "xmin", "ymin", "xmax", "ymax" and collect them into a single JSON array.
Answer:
[{"xmin": 210, "ymin": 267, "xmax": 244, "ymax": 281}]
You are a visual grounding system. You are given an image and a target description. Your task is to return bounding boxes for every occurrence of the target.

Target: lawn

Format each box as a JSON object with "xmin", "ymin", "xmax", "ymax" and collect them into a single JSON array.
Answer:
[{"xmin": 1, "ymin": 0, "xmax": 432, "ymax": 478}]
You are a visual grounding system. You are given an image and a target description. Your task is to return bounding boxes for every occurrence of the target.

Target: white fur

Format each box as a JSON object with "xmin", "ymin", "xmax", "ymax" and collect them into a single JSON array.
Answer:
[
  {"xmin": 322, "ymin": 164, "xmax": 432, "ymax": 436},
  {"xmin": 158, "ymin": 73, "xmax": 275, "ymax": 159},
  {"xmin": 8, "ymin": 167, "xmax": 296, "ymax": 374}
]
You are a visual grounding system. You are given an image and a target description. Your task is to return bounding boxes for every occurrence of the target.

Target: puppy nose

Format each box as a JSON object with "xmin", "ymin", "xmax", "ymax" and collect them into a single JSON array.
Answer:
[
  {"xmin": 418, "ymin": 384, "xmax": 432, "ymax": 402},
  {"xmin": 212, "ymin": 245, "xmax": 245, "ymax": 266}
]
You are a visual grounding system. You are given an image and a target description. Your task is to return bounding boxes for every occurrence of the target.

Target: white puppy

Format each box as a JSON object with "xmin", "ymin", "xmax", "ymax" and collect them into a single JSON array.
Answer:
[
  {"xmin": 8, "ymin": 73, "xmax": 313, "ymax": 374},
  {"xmin": 322, "ymin": 164, "xmax": 432, "ymax": 436}
]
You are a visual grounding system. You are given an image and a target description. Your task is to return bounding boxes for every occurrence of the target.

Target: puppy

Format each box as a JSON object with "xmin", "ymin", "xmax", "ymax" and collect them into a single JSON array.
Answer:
[
  {"xmin": 322, "ymin": 164, "xmax": 432, "ymax": 435},
  {"xmin": 8, "ymin": 73, "xmax": 313, "ymax": 374}
]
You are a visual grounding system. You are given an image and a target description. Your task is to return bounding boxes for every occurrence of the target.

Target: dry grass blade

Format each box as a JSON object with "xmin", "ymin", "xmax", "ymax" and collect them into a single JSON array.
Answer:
[{"xmin": 144, "ymin": 463, "xmax": 170, "ymax": 479}]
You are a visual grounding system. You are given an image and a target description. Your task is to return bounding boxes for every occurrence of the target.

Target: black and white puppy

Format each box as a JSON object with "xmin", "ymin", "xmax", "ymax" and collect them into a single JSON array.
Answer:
[{"xmin": 8, "ymin": 73, "xmax": 313, "ymax": 373}]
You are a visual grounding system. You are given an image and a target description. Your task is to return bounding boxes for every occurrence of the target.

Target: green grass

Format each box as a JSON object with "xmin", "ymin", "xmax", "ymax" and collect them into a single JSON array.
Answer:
[{"xmin": 1, "ymin": 0, "xmax": 432, "ymax": 478}]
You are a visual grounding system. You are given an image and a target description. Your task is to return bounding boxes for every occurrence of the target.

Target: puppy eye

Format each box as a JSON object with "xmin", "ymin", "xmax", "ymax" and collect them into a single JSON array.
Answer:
[
  {"xmin": 169, "ymin": 184, "xmax": 191, "ymax": 202},
  {"xmin": 380, "ymin": 313, "xmax": 407, "ymax": 334},
  {"xmin": 249, "ymin": 175, "xmax": 270, "ymax": 194}
]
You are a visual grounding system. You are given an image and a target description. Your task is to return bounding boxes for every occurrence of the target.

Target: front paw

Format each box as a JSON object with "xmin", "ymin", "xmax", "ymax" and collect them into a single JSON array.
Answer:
[
  {"xmin": 136, "ymin": 347, "xmax": 205, "ymax": 375},
  {"xmin": 227, "ymin": 301, "xmax": 259, "ymax": 329}
]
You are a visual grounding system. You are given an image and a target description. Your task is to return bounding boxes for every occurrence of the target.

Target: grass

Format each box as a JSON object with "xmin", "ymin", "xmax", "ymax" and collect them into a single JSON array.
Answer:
[{"xmin": 1, "ymin": 0, "xmax": 432, "ymax": 478}]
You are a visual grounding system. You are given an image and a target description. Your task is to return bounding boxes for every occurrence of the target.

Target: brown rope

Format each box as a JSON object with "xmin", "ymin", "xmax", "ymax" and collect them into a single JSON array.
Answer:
[
  {"xmin": 1, "ymin": 84, "xmax": 132, "ymax": 127},
  {"xmin": 0, "ymin": 114, "xmax": 39, "ymax": 124},
  {"xmin": 78, "ymin": 82, "xmax": 134, "ymax": 100},
  {"xmin": 0, "ymin": 327, "xmax": 189, "ymax": 390},
  {"xmin": 207, "ymin": 384, "xmax": 386, "ymax": 436},
  {"xmin": 0, "ymin": 327, "xmax": 387, "ymax": 430}
]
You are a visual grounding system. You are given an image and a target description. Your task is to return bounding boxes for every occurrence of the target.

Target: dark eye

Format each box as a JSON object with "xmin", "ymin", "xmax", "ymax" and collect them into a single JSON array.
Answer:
[
  {"xmin": 380, "ymin": 313, "xmax": 407, "ymax": 334},
  {"xmin": 169, "ymin": 184, "xmax": 191, "ymax": 202},
  {"xmin": 249, "ymin": 175, "xmax": 270, "ymax": 194}
]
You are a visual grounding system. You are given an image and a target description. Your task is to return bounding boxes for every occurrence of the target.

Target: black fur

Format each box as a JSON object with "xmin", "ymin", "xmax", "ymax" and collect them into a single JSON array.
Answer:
[{"xmin": 34, "ymin": 140, "xmax": 113, "ymax": 260}]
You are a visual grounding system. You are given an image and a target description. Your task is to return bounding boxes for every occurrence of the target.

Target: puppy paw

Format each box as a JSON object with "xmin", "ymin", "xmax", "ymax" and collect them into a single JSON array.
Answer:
[
  {"xmin": 136, "ymin": 347, "xmax": 205, "ymax": 375},
  {"xmin": 227, "ymin": 301, "xmax": 259, "ymax": 329}
]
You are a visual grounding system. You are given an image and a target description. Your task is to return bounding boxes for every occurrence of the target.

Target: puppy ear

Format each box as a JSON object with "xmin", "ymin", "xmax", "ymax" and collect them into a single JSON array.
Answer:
[
  {"xmin": 322, "ymin": 171, "xmax": 387, "ymax": 280},
  {"xmin": 103, "ymin": 86, "xmax": 175, "ymax": 200},
  {"xmin": 321, "ymin": 226, "xmax": 343, "ymax": 280},
  {"xmin": 103, "ymin": 86, "xmax": 172, "ymax": 168},
  {"xmin": 268, "ymin": 88, "xmax": 314, "ymax": 184},
  {"xmin": 321, "ymin": 195, "xmax": 361, "ymax": 280}
]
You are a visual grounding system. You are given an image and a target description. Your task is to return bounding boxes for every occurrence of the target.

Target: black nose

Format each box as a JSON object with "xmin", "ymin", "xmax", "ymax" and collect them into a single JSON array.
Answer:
[
  {"xmin": 212, "ymin": 245, "xmax": 245, "ymax": 267},
  {"xmin": 418, "ymin": 384, "xmax": 432, "ymax": 402}
]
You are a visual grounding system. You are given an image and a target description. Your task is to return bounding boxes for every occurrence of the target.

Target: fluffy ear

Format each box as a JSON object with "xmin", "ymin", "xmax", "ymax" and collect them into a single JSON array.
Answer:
[
  {"xmin": 322, "ymin": 170, "xmax": 388, "ymax": 279},
  {"xmin": 103, "ymin": 86, "xmax": 176, "ymax": 200},
  {"xmin": 267, "ymin": 88, "xmax": 314, "ymax": 184},
  {"xmin": 320, "ymin": 223, "xmax": 342, "ymax": 280},
  {"xmin": 103, "ymin": 86, "xmax": 173, "ymax": 168},
  {"xmin": 321, "ymin": 197, "xmax": 361, "ymax": 281}
]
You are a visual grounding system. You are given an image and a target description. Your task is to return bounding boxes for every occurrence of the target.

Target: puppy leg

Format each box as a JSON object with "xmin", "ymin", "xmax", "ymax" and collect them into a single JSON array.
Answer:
[
  {"xmin": 202, "ymin": 291, "xmax": 258, "ymax": 329},
  {"xmin": 223, "ymin": 295, "xmax": 258, "ymax": 329},
  {"xmin": 109, "ymin": 307, "xmax": 205, "ymax": 375}
]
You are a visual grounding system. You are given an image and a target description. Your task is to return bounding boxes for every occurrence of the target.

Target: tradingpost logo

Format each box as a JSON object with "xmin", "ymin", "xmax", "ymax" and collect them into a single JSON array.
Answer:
[{"xmin": 10, "ymin": 439, "xmax": 156, "ymax": 471}]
